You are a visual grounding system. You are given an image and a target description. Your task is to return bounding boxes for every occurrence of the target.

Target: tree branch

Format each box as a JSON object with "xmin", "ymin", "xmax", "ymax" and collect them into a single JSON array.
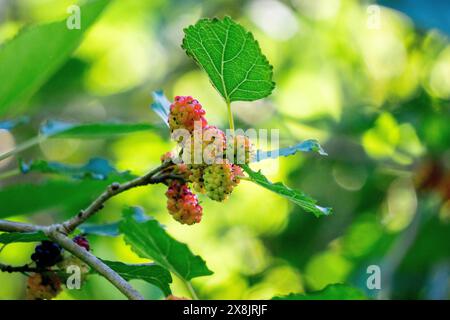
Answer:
[
  {"xmin": 47, "ymin": 230, "xmax": 144, "ymax": 300},
  {"xmin": 0, "ymin": 162, "xmax": 182, "ymax": 300},
  {"xmin": 61, "ymin": 161, "xmax": 176, "ymax": 233},
  {"xmin": 0, "ymin": 220, "xmax": 45, "ymax": 233}
]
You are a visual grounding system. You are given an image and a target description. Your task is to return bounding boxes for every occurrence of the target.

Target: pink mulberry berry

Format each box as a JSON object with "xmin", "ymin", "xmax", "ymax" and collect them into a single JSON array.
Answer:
[
  {"xmin": 166, "ymin": 181, "xmax": 202, "ymax": 225},
  {"xmin": 169, "ymin": 96, "xmax": 208, "ymax": 132}
]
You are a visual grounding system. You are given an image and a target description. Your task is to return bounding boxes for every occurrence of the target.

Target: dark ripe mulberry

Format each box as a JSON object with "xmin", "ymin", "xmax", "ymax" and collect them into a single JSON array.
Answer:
[
  {"xmin": 31, "ymin": 241, "xmax": 63, "ymax": 268},
  {"xmin": 73, "ymin": 235, "xmax": 90, "ymax": 251}
]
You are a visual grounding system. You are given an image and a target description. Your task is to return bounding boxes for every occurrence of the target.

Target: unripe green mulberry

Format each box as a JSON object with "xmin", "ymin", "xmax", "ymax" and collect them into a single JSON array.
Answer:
[
  {"xmin": 203, "ymin": 161, "xmax": 243, "ymax": 202},
  {"xmin": 187, "ymin": 164, "xmax": 206, "ymax": 194}
]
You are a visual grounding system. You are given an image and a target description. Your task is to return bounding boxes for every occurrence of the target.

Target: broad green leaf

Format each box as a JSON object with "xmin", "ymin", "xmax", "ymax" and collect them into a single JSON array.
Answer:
[
  {"xmin": 19, "ymin": 157, "xmax": 135, "ymax": 181},
  {"xmin": 0, "ymin": 178, "xmax": 121, "ymax": 219},
  {"xmin": 242, "ymin": 165, "xmax": 332, "ymax": 217},
  {"xmin": 102, "ymin": 260, "xmax": 172, "ymax": 296},
  {"xmin": 120, "ymin": 208, "xmax": 213, "ymax": 281},
  {"xmin": 0, "ymin": 0, "xmax": 110, "ymax": 116},
  {"xmin": 182, "ymin": 17, "xmax": 275, "ymax": 103},
  {"xmin": 150, "ymin": 90, "xmax": 170, "ymax": 126},
  {"xmin": 272, "ymin": 284, "xmax": 367, "ymax": 300},
  {"xmin": 41, "ymin": 120, "xmax": 155, "ymax": 139},
  {"xmin": 79, "ymin": 207, "xmax": 148, "ymax": 237},
  {"xmin": 0, "ymin": 231, "xmax": 47, "ymax": 244}
]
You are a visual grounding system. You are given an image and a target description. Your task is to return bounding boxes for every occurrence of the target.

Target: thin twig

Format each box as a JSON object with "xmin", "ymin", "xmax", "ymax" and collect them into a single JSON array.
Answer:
[{"xmin": 0, "ymin": 263, "xmax": 47, "ymax": 273}]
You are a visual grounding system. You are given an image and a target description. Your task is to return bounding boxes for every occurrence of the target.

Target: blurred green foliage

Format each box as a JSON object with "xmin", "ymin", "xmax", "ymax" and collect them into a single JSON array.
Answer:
[{"xmin": 0, "ymin": 0, "xmax": 449, "ymax": 300}]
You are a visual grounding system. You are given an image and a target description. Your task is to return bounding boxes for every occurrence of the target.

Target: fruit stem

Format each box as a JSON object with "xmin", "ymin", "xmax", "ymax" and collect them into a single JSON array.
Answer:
[
  {"xmin": 184, "ymin": 279, "xmax": 199, "ymax": 300},
  {"xmin": 226, "ymin": 100, "xmax": 235, "ymax": 133}
]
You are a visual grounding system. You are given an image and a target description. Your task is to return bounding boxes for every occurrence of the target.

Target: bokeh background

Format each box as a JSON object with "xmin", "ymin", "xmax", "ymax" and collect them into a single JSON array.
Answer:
[{"xmin": 0, "ymin": 0, "xmax": 449, "ymax": 299}]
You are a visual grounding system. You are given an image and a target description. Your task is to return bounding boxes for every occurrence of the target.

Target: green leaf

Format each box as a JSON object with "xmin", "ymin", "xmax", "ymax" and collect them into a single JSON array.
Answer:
[
  {"xmin": 120, "ymin": 208, "xmax": 213, "ymax": 281},
  {"xmin": 242, "ymin": 165, "xmax": 332, "ymax": 217},
  {"xmin": 19, "ymin": 157, "xmax": 135, "ymax": 181},
  {"xmin": 272, "ymin": 284, "xmax": 367, "ymax": 300},
  {"xmin": 78, "ymin": 223, "xmax": 121, "ymax": 237},
  {"xmin": 0, "ymin": 231, "xmax": 47, "ymax": 244},
  {"xmin": 40, "ymin": 120, "xmax": 155, "ymax": 139},
  {"xmin": 102, "ymin": 260, "xmax": 172, "ymax": 296},
  {"xmin": 0, "ymin": 121, "xmax": 156, "ymax": 162},
  {"xmin": 0, "ymin": 0, "xmax": 110, "ymax": 116},
  {"xmin": 182, "ymin": 17, "xmax": 275, "ymax": 103},
  {"xmin": 79, "ymin": 207, "xmax": 148, "ymax": 237},
  {"xmin": 0, "ymin": 179, "xmax": 119, "ymax": 219},
  {"xmin": 256, "ymin": 139, "xmax": 328, "ymax": 162}
]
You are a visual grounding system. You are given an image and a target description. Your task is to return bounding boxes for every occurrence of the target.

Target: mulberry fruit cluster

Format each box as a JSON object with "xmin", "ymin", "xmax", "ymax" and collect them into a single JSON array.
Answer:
[
  {"xmin": 161, "ymin": 96, "xmax": 250, "ymax": 225},
  {"xmin": 25, "ymin": 236, "xmax": 91, "ymax": 300},
  {"xmin": 166, "ymin": 180, "xmax": 202, "ymax": 225}
]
